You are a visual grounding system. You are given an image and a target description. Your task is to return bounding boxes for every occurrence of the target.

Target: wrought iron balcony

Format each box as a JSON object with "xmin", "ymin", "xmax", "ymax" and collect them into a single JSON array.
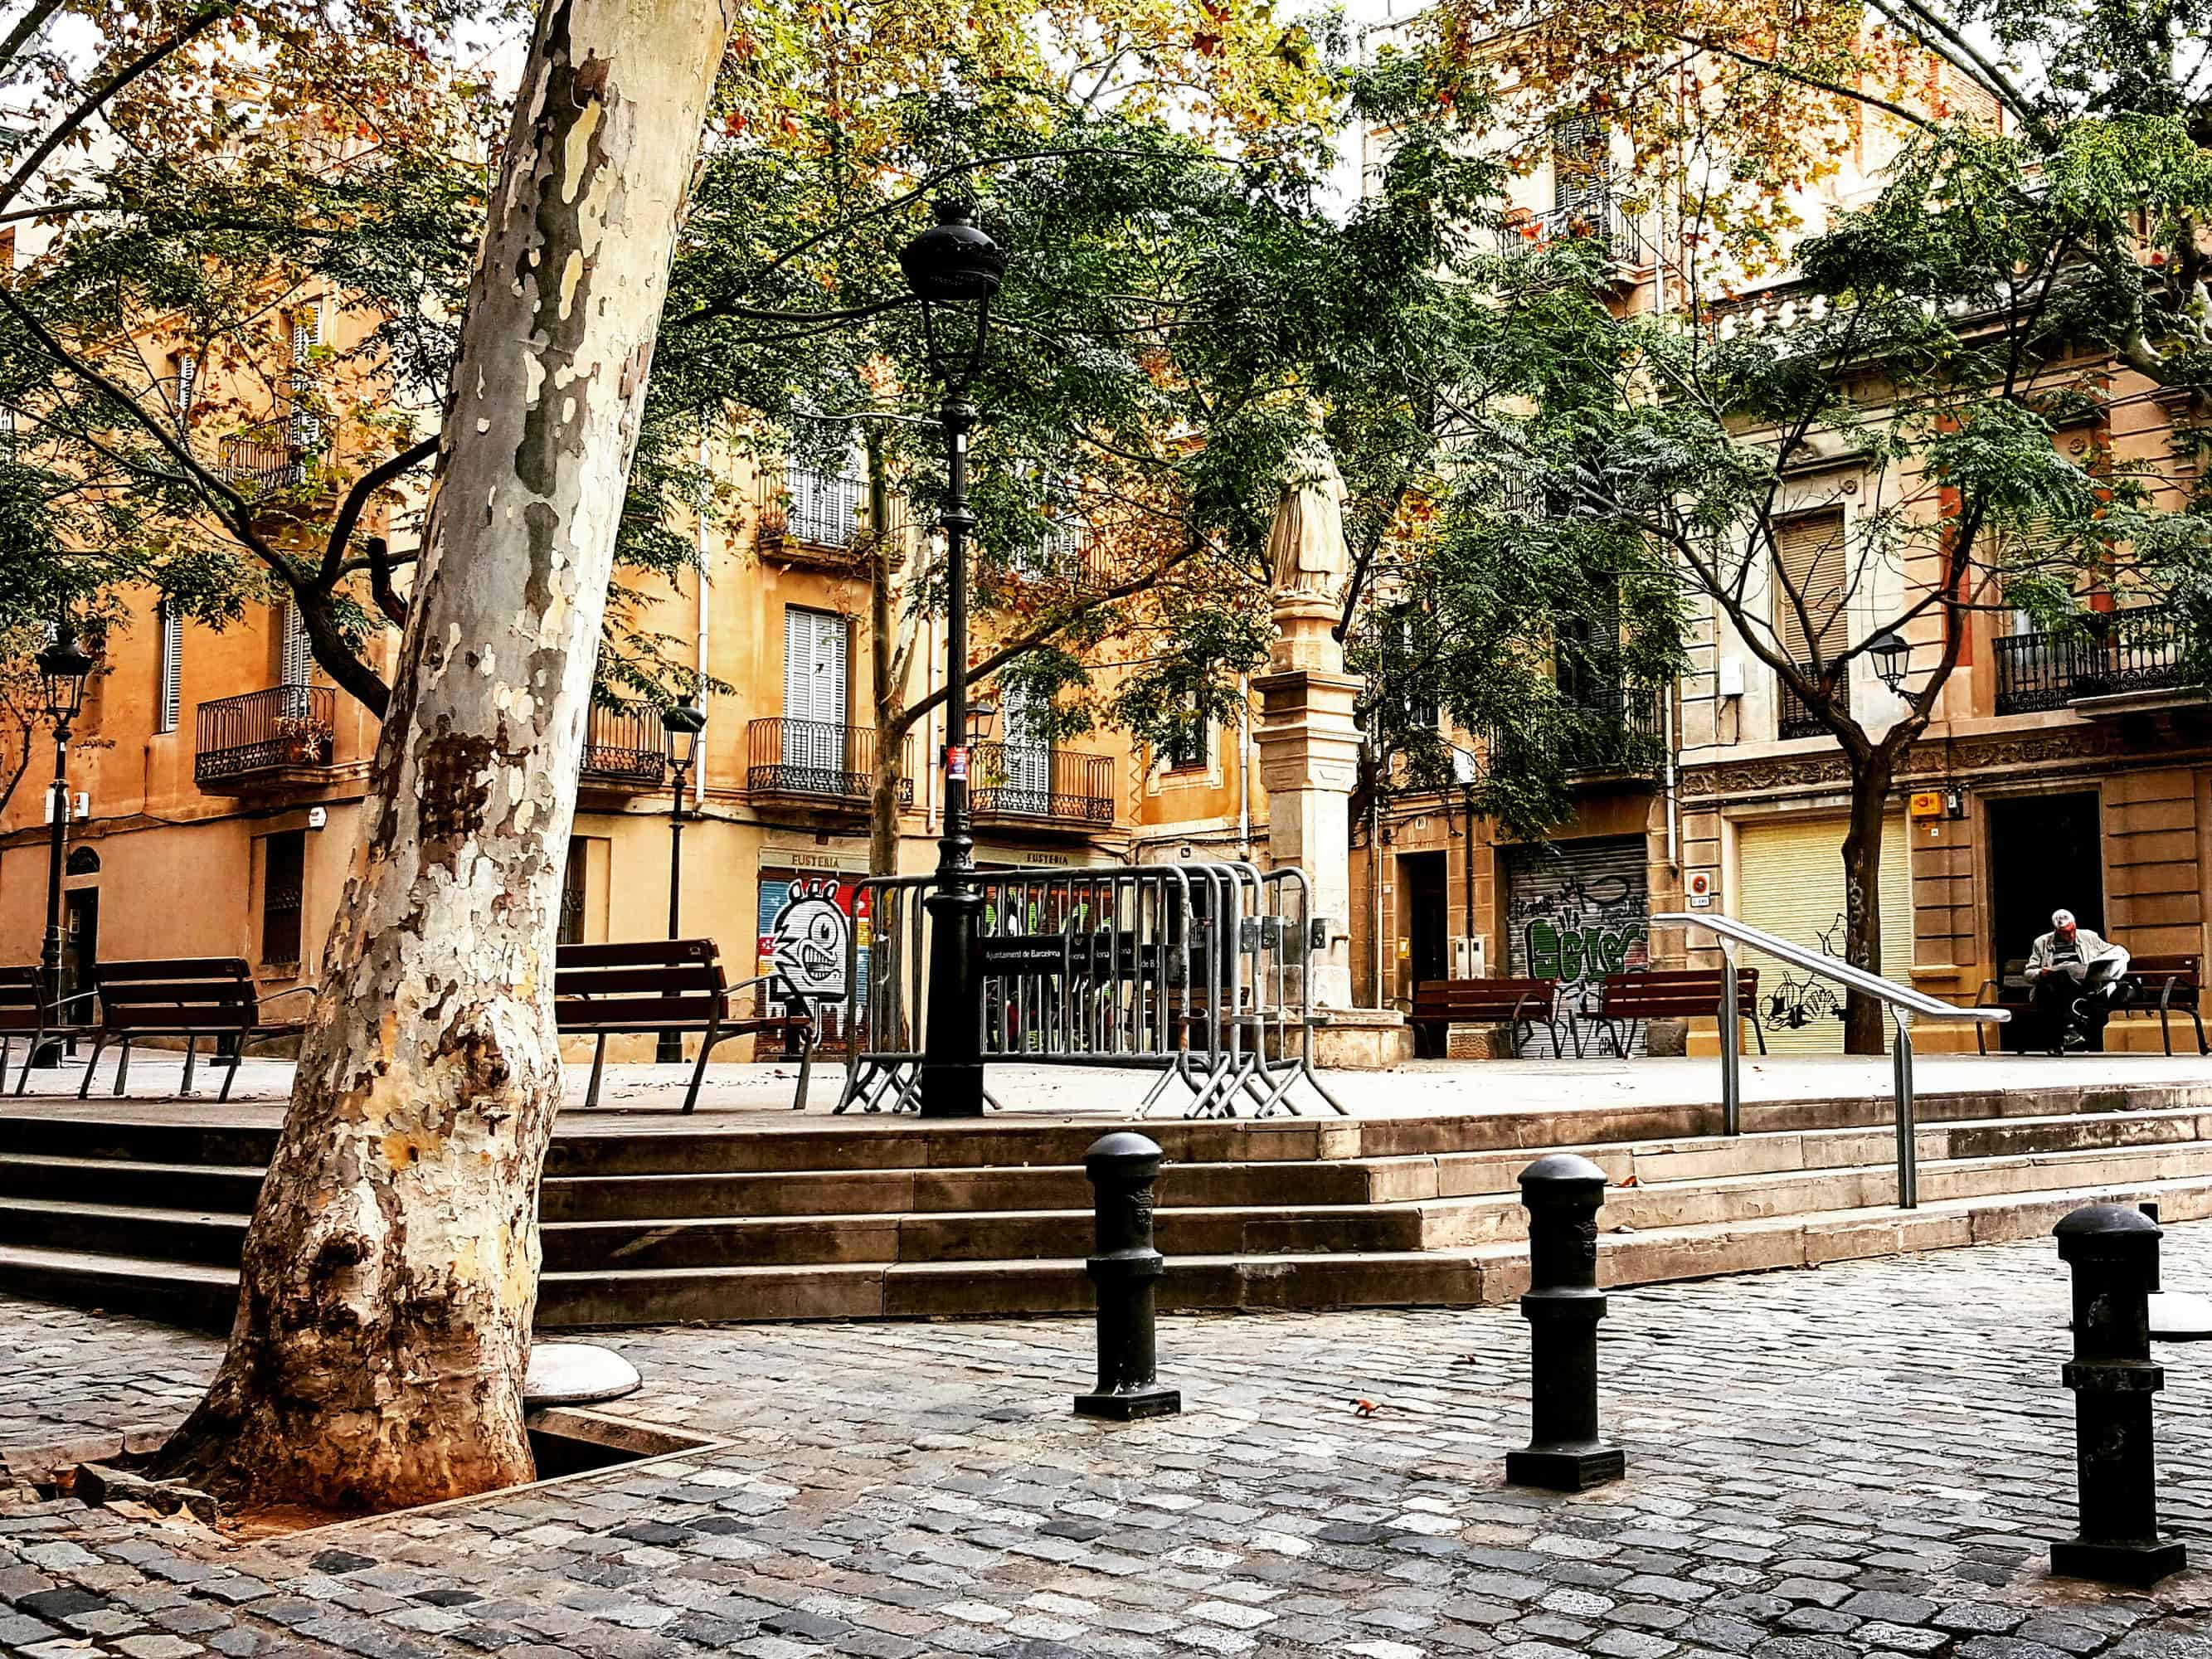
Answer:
[
  {"xmin": 756, "ymin": 465, "xmax": 908, "ymax": 567},
  {"xmin": 1498, "ymin": 197, "xmax": 1649, "ymax": 270},
  {"xmin": 579, "ymin": 701, "xmax": 668, "ymax": 790},
  {"xmin": 747, "ymin": 718, "xmax": 908, "ymax": 811},
  {"xmin": 195, "ymin": 686, "xmax": 337, "ymax": 791},
  {"xmin": 1777, "ymin": 671, "xmax": 1846, "ymax": 741},
  {"xmin": 970, "ymin": 743, "xmax": 1115, "ymax": 828},
  {"xmin": 1996, "ymin": 606, "xmax": 2193, "ymax": 714},
  {"xmin": 214, "ymin": 432, "xmax": 312, "ymax": 493},
  {"xmin": 1480, "ymin": 685, "xmax": 1665, "ymax": 780}
]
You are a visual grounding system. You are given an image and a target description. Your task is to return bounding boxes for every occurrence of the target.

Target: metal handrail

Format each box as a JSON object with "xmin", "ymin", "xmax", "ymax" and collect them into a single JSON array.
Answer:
[{"xmin": 1655, "ymin": 911, "xmax": 2009, "ymax": 1211}]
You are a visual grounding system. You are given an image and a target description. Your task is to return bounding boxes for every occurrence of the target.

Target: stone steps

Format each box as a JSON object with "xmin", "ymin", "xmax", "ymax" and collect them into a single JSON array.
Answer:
[
  {"xmin": 12, "ymin": 1167, "xmax": 2207, "ymax": 1334},
  {"xmin": 3, "ymin": 1083, "xmax": 2210, "ymax": 1331}
]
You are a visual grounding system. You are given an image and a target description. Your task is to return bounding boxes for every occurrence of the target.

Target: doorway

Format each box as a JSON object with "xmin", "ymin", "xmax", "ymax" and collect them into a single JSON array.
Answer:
[
  {"xmin": 1400, "ymin": 852, "xmax": 1449, "ymax": 995},
  {"xmin": 1986, "ymin": 791, "xmax": 2103, "ymax": 1051},
  {"xmin": 61, "ymin": 888, "xmax": 99, "ymax": 1028}
]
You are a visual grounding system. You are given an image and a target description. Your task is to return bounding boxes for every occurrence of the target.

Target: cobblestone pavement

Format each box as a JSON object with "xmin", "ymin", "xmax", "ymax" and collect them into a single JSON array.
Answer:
[{"xmin": 5, "ymin": 1229, "xmax": 2212, "ymax": 1659}]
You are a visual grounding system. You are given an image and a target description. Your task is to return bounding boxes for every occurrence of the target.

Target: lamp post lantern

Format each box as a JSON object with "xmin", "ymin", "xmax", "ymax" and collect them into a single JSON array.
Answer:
[
  {"xmin": 657, "ymin": 693, "xmax": 707, "ymax": 1063},
  {"xmin": 33, "ymin": 619, "xmax": 95, "ymax": 1066},
  {"xmin": 1868, "ymin": 628, "xmax": 1911, "ymax": 694},
  {"xmin": 902, "ymin": 199, "xmax": 1004, "ymax": 1119}
]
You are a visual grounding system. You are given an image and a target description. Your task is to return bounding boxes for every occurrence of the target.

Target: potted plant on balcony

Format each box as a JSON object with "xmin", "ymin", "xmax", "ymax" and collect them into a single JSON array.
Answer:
[{"xmin": 272, "ymin": 712, "xmax": 332, "ymax": 766}]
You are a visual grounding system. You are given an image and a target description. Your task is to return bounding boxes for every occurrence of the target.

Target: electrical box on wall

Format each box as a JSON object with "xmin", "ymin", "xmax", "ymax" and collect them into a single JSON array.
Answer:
[
  {"xmin": 1716, "ymin": 660, "xmax": 1746, "ymax": 698},
  {"xmin": 1450, "ymin": 936, "xmax": 1486, "ymax": 978},
  {"xmin": 307, "ymin": 806, "xmax": 328, "ymax": 830}
]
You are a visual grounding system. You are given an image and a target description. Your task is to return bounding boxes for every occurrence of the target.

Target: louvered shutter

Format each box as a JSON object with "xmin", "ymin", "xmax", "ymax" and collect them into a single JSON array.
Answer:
[
  {"xmin": 1001, "ymin": 682, "xmax": 1052, "ymax": 796},
  {"xmin": 1774, "ymin": 510, "xmax": 1849, "ymax": 663},
  {"xmin": 280, "ymin": 604, "xmax": 312, "ymax": 717},
  {"xmin": 1551, "ymin": 116, "xmax": 1608, "ymax": 216},
  {"xmin": 783, "ymin": 607, "xmax": 848, "ymax": 775},
  {"xmin": 158, "ymin": 604, "xmax": 182, "ymax": 733},
  {"xmin": 1734, "ymin": 815, "xmax": 1911, "ymax": 1053}
]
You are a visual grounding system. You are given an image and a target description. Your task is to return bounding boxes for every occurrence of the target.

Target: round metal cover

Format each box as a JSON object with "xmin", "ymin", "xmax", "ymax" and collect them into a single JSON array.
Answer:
[
  {"xmin": 2150, "ymin": 1290, "xmax": 2212, "ymax": 1342},
  {"xmin": 525, "ymin": 1342, "xmax": 643, "ymax": 1405}
]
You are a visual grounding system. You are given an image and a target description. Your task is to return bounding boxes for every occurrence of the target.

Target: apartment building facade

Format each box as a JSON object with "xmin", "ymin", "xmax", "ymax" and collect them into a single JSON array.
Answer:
[
  {"xmin": 1345, "ymin": 73, "xmax": 2210, "ymax": 1056},
  {"xmin": 0, "ymin": 432, "xmax": 1164, "ymax": 1058}
]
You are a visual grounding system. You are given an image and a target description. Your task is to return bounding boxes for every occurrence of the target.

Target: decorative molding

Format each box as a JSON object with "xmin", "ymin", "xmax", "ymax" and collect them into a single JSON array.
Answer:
[{"xmin": 1680, "ymin": 723, "xmax": 2208, "ymax": 803}]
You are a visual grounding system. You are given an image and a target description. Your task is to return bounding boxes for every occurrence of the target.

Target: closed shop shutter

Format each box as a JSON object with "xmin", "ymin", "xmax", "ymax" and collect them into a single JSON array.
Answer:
[
  {"xmin": 1505, "ymin": 834, "xmax": 1651, "ymax": 1048},
  {"xmin": 1735, "ymin": 814, "xmax": 1910, "ymax": 1053}
]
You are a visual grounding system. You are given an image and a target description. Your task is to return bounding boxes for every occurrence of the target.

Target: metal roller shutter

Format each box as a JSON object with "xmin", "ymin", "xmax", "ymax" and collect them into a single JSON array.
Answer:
[
  {"xmin": 1504, "ymin": 834, "xmax": 1652, "ymax": 1050},
  {"xmin": 1735, "ymin": 815, "xmax": 1911, "ymax": 1053}
]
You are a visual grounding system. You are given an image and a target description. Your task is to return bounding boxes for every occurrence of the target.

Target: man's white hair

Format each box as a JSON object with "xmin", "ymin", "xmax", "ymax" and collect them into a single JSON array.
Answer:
[{"xmin": 2053, "ymin": 908, "xmax": 2076, "ymax": 927}]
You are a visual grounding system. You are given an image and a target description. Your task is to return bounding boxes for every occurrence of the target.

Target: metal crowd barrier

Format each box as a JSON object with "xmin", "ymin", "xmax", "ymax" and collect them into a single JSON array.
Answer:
[{"xmin": 834, "ymin": 859, "xmax": 1345, "ymax": 1119}]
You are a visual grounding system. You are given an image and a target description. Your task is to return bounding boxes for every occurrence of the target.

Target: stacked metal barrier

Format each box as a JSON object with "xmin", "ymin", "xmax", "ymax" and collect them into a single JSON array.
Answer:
[{"xmin": 834, "ymin": 859, "xmax": 1344, "ymax": 1118}]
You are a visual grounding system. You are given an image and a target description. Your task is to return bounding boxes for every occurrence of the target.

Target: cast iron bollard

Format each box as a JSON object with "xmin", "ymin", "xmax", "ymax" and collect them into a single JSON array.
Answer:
[
  {"xmin": 1074, "ymin": 1131, "xmax": 1181, "ymax": 1420},
  {"xmin": 1505, "ymin": 1153, "xmax": 1626, "ymax": 1491},
  {"xmin": 2050, "ymin": 1203, "xmax": 2186, "ymax": 1586}
]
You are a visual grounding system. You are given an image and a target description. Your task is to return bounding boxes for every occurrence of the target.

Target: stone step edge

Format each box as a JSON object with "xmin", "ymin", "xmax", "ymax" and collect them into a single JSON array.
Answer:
[
  {"xmin": 9, "ymin": 1137, "xmax": 2211, "ymax": 1243},
  {"xmin": 7, "ymin": 1100, "xmax": 2210, "ymax": 1194},
  {"xmin": 8, "ymin": 1077, "xmax": 2211, "ymax": 1172},
  {"xmin": 7, "ymin": 1171, "xmax": 2210, "ymax": 1331}
]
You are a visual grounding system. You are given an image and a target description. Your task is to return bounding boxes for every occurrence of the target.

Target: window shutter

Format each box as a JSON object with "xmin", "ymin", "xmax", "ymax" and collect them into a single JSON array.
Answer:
[
  {"xmin": 1774, "ymin": 510, "xmax": 1849, "ymax": 663},
  {"xmin": 158, "ymin": 604, "xmax": 182, "ymax": 733},
  {"xmin": 280, "ymin": 603, "xmax": 313, "ymax": 703},
  {"xmin": 175, "ymin": 354, "xmax": 198, "ymax": 427}
]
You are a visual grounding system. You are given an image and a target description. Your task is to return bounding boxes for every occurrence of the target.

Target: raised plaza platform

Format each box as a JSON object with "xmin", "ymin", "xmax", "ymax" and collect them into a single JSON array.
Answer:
[{"xmin": 3, "ymin": 1053, "xmax": 2212, "ymax": 1331}]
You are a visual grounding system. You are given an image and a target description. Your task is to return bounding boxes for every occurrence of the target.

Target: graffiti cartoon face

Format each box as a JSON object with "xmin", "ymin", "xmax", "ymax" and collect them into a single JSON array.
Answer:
[{"xmin": 771, "ymin": 880, "xmax": 849, "ymax": 995}]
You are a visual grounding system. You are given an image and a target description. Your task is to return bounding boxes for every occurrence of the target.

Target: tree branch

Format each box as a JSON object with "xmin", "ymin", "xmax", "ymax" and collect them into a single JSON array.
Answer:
[
  {"xmin": 318, "ymin": 433, "xmax": 439, "ymax": 586},
  {"xmin": 0, "ymin": 4, "xmax": 233, "ymax": 216}
]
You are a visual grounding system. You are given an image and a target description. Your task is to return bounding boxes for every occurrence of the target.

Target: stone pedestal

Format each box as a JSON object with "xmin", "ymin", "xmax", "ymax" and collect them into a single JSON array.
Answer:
[{"xmin": 1254, "ymin": 594, "xmax": 1366, "ymax": 1019}]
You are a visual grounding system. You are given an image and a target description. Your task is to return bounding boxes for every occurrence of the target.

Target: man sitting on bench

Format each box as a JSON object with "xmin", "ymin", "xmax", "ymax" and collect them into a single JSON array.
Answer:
[{"xmin": 2025, "ymin": 908, "xmax": 2130, "ymax": 1053}]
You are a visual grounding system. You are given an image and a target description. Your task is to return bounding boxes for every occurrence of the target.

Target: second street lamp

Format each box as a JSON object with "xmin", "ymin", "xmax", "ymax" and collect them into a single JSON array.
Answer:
[
  {"xmin": 1868, "ymin": 628, "xmax": 1911, "ymax": 694},
  {"xmin": 657, "ymin": 693, "xmax": 707, "ymax": 1063},
  {"xmin": 901, "ymin": 199, "xmax": 1005, "ymax": 1119},
  {"xmin": 34, "ymin": 618, "xmax": 95, "ymax": 1067}
]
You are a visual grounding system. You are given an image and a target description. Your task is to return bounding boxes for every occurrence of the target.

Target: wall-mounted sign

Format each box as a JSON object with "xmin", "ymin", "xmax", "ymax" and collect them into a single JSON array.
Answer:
[
  {"xmin": 1686, "ymin": 869, "xmax": 1715, "ymax": 910},
  {"xmin": 1908, "ymin": 791, "xmax": 1944, "ymax": 820}
]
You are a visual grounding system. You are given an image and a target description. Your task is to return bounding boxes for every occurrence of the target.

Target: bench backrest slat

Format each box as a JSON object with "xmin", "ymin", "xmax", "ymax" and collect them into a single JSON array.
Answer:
[
  {"xmin": 87, "ymin": 957, "xmax": 260, "ymax": 1035},
  {"xmin": 552, "ymin": 941, "xmax": 731, "ymax": 1035}
]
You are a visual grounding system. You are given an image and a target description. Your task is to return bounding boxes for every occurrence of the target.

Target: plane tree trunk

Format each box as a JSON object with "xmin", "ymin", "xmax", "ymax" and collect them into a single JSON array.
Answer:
[{"xmin": 153, "ymin": 0, "xmax": 732, "ymax": 1514}]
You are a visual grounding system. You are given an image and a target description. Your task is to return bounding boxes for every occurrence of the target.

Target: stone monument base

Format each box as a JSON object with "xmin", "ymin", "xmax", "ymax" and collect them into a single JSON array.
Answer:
[{"xmin": 1310, "ymin": 1008, "xmax": 1413, "ymax": 1071}]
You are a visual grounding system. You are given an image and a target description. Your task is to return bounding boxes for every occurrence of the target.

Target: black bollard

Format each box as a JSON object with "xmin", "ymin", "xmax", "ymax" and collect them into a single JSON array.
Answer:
[
  {"xmin": 2050, "ymin": 1203, "xmax": 2186, "ymax": 1586},
  {"xmin": 1074, "ymin": 1131, "xmax": 1180, "ymax": 1420},
  {"xmin": 1505, "ymin": 1153, "xmax": 1626, "ymax": 1491}
]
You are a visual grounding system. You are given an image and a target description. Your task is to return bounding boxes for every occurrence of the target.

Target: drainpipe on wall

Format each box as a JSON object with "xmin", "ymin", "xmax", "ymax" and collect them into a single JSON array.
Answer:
[
  {"xmin": 1236, "ymin": 673, "xmax": 1252, "ymax": 862},
  {"xmin": 1662, "ymin": 684, "xmax": 1680, "ymax": 870},
  {"xmin": 695, "ymin": 436, "xmax": 711, "ymax": 813}
]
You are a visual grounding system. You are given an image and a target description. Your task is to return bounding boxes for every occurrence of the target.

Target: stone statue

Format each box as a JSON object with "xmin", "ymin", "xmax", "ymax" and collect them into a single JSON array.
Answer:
[{"xmin": 1266, "ymin": 431, "xmax": 1349, "ymax": 605}]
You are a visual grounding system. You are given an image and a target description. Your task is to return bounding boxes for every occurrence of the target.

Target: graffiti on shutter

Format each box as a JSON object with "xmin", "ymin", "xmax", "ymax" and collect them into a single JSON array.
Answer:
[{"xmin": 1505, "ymin": 835, "xmax": 1650, "ymax": 1048}]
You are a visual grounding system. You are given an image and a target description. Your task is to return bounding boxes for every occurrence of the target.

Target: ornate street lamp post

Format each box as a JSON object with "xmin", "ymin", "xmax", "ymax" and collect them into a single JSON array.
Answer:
[
  {"xmin": 901, "ymin": 201, "xmax": 1004, "ymax": 1119},
  {"xmin": 33, "ymin": 618, "xmax": 95, "ymax": 1066},
  {"xmin": 657, "ymin": 693, "xmax": 707, "ymax": 1063}
]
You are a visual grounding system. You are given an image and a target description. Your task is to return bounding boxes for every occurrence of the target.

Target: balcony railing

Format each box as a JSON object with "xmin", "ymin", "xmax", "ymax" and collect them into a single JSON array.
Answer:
[
  {"xmin": 1482, "ymin": 685, "xmax": 1665, "ymax": 778},
  {"xmin": 748, "ymin": 718, "xmax": 908, "ymax": 807},
  {"xmin": 195, "ymin": 686, "xmax": 336, "ymax": 787},
  {"xmin": 970, "ymin": 743, "xmax": 1115, "ymax": 825},
  {"xmin": 756, "ymin": 465, "xmax": 910, "ymax": 559},
  {"xmin": 1499, "ymin": 197, "xmax": 1649, "ymax": 268},
  {"xmin": 1995, "ymin": 606, "xmax": 2192, "ymax": 714},
  {"xmin": 580, "ymin": 701, "xmax": 668, "ymax": 789},
  {"xmin": 1777, "ymin": 670, "xmax": 1847, "ymax": 741},
  {"xmin": 215, "ymin": 432, "xmax": 313, "ymax": 492}
]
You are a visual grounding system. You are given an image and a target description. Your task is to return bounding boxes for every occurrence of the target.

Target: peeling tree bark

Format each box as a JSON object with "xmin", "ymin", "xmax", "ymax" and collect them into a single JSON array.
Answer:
[{"xmin": 155, "ymin": 0, "xmax": 732, "ymax": 1514}]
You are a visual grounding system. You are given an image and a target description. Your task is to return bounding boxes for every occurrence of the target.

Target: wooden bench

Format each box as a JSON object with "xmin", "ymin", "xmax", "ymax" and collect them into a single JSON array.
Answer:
[
  {"xmin": 2, "ymin": 966, "xmax": 58, "ymax": 1095},
  {"xmin": 1410, "ymin": 978, "xmax": 1563, "ymax": 1058},
  {"xmin": 1973, "ymin": 954, "xmax": 2205, "ymax": 1055},
  {"xmin": 2116, "ymin": 955, "xmax": 2206, "ymax": 1055},
  {"xmin": 555, "ymin": 939, "xmax": 815, "ymax": 1112},
  {"xmin": 1584, "ymin": 967, "xmax": 1766, "ymax": 1058},
  {"xmin": 75, "ymin": 957, "xmax": 318, "ymax": 1102}
]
